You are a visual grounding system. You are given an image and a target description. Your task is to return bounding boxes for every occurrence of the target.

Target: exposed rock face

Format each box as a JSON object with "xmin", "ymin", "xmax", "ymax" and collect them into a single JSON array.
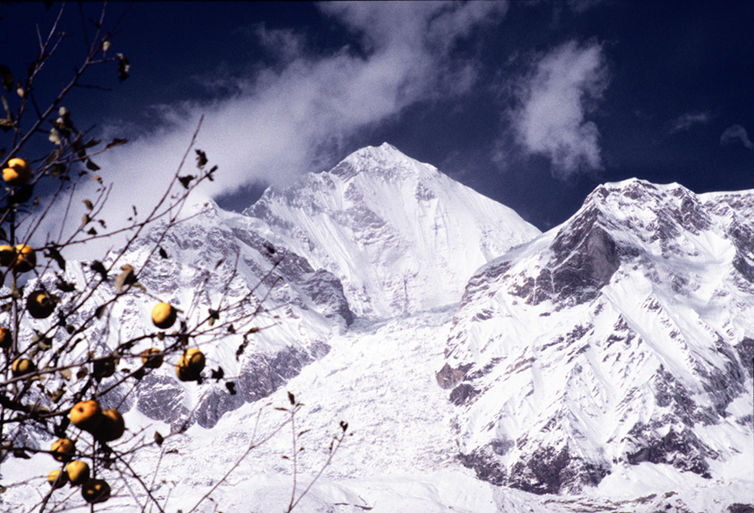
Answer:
[
  {"xmin": 136, "ymin": 375, "xmax": 192, "ymax": 428},
  {"xmin": 441, "ymin": 179, "xmax": 754, "ymax": 494}
]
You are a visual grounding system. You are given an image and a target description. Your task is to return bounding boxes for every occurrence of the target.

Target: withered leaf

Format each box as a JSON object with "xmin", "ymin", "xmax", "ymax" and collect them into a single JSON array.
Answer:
[
  {"xmin": 90, "ymin": 260, "xmax": 107, "ymax": 280},
  {"xmin": 195, "ymin": 149, "xmax": 207, "ymax": 168},
  {"xmin": 46, "ymin": 245, "xmax": 66, "ymax": 271},
  {"xmin": 178, "ymin": 175, "xmax": 194, "ymax": 189}
]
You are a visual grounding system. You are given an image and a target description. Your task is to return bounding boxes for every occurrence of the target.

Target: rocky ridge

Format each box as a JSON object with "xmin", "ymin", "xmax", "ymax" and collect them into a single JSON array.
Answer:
[{"xmin": 439, "ymin": 178, "xmax": 754, "ymax": 494}]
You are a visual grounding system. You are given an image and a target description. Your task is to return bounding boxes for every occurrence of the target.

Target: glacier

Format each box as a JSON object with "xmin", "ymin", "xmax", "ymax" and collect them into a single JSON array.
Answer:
[{"xmin": 2, "ymin": 145, "xmax": 753, "ymax": 513}]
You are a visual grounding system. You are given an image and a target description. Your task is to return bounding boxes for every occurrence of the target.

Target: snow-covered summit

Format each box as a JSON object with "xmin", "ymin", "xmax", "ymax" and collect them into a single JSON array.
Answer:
[
  {"xmin": 439, "ymin": 178, "xmax": 754, "ymax": 496},
  {"xmin": 245, "ymin": 143, "xmax": 540, "ymax": 319}
]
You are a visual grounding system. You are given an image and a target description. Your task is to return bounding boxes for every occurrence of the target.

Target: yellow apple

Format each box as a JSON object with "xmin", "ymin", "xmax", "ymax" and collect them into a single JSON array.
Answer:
[
  {"xmin": 51, "ymin": 438, "xmax": 75, "ymax": 462},
  {"xmin": 3, "ymin": 157, "xmax": 31, "ymax": 187},
  {"xmin": 47, "ymin": 469, "xmax": 68, "ymax": 489},
  {"xmin": 81, "ymin": 478, "xmax": 110, "ymax": 504},
  {"xmin": 65, "ymin": 460, "xmax": 90, "ymax": 486},
  {"xmin": 11, "ymin": 358, "xmax": 35, "ymax": 377},
  {"xmin": 11, "ymin": 244, "xmax": 36, "ymax": 273},
  {"xmin": 151, "ymin": 302, "xmax": 177, "ymax": 329},
  {"xmin": 141, "ymin": 347, "xmax": 163, "ymax": 369},
  {"xmin": 69, "ymin": 400, "xmax": 103, "ymax": 433},
  {"xmin": 95, "ymin": 408, "xmax": 125, "ymax": 442},
  {"xmin": 26, "ymin": 290, "xmax": 56, "ymax": 319},
  {"xmin": 176, "ymin": 348, "xmax": 205, "ymax": 382},
  {"xmin": 0, "ymin": 245, "xmax": 14, "ymax": 266},
  {"xmin": 0, "ymin": 327, "xmax": 11, "ymax": 349}
]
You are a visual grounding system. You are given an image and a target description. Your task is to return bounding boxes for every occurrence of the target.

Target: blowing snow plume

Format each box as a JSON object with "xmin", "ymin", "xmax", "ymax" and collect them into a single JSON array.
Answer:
[{"xmin": 35, "ymin": 2, "xmax": 509, "ymax": 262}]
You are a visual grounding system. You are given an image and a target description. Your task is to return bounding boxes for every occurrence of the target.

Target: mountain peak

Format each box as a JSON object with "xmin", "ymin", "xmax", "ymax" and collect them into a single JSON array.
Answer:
[
  {"xmin": 439, "ymin": 177, "xmax": 754, "ymax": 495},
  {"xmin": 245, "ymin": 145, "xmax": 540, "ymax": 319},
  {"xmin": 330, "ymin": 143, "xmax": 438, "ymax": 183},
  {"xmin": 346, "ymin": 142, "xmax": 409, "ymax": 164}
]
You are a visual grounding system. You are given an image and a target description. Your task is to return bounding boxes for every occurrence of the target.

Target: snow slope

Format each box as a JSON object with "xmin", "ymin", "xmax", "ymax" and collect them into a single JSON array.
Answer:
[
  {"xmin": 439, "ymin": 178, "xmax": 754, "ymax": 498},
  {"xmin": 245, "ymin": 143, "xmax": 540, "ymax": 319},
  {"xmin": 2, "ymin": 150, "xmax": 753, "ymax": 513}
]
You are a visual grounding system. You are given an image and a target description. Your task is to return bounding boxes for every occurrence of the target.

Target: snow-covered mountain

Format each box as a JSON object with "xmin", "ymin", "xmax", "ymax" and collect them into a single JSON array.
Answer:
[
  {"xmin": 3, "ymin": 148, "xmax": 753, "ymax": 513},
  {"xmin": 245, "ymin": 143, "xmax": 540, "ymax": 319},
  {"xmin": 439, "ymin": 178, "xmax": 754, "ymax": 496}
]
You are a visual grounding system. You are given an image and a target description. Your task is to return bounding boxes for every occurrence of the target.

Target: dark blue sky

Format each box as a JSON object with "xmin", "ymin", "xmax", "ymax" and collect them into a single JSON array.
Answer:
[{"xmin": 3, "ymin": 1, "xmax": 753, "ymax": 231}]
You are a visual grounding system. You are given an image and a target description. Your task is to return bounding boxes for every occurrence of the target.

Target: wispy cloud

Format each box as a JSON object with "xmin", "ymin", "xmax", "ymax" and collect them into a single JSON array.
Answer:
[
  {"xmin": 38, "ymin": 1, "xmax": 509, "ymax": 258},
  {"xmin": 669, "ymin": 111, "xmax": 711, "ymax": 133},
  {"xmin": 720, "ymin": 124, "xmax": 754, "ymax": 149},
  {"xmin": 510, "ymin": 40, "xmax": 609, "ymax": 178}
]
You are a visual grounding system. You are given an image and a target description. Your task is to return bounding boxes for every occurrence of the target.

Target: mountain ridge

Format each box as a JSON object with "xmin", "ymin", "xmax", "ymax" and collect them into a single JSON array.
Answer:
[
  {"xmin": 438, "ymin": 177, "xmax": 754, "ymax": 496},
  {"xmin": 244, "ymin": 142, "xmax": 541, "ymax": 319},
  {"xmin": 2, "ymin": 148, "xmax": 752, "ymax": 512}
]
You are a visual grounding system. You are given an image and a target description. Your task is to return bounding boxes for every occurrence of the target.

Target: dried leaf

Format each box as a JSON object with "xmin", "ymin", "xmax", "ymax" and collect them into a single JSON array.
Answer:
[
  {"xmin": 46, "ymin": 245, "xmax": 66, "ymax": 271},
  {"xmin": 49, "ymin": 388, "xmax": 65, "ymax": 403},
  {"xmin": 114, "ymin": 264, "xmax": 136, "ymax": 292},
  {"xmin": 195, "ymin": 149, "xmax": 208, "ymax": 168},
  {"xmin": 208, "ymin": 308, "xmax": 219, "ymax": 326},
  {"xmin": 159, "ymin": 246, "xmax": 168, "ymax": 259},
  {"xmin": 178, "ymin": 175, "xmax": 194, "ymax": 189},
  {"xmin": 0, "ymin": 65, "xmax": 13, "ymax": 93},
  {"xmin": 105, "ymin": 137, "xmax": 127, "ymax": 150},
  {"xmin": 83, "ymin": 199, "xmax": 93, "ymax": 210},
  {"xmin": 154, "ymin": 431, "xmax": 164, "ymax": 446},
  {"xmin": 117, "ymin": 53, "xmax": 130, "ymax": 81},
  {"xmin": 48, "ymin": 128, "xmax": 61, "ymax": 144},
  {"xmin": 55, "ymin": 278, "xmax": 76, "ymax": 292},
  {"xmin": 211, "ymin": 366, "xmax": 224, "ymax": 380}
]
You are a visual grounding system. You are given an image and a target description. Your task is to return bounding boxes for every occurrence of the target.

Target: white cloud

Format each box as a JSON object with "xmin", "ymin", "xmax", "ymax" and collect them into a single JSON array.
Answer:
[
  {"xmin": 511, "ymin": 40, "xmax": 609, "ymax": 178},
  {"xmin": 669, "ymin": 111, "xmax": 711, "ymax": 133},
  {"xmin": 34, "ymin": 1, "xmax": 509, "ymax": 260},
  {"xmin": 720, "ymin": 124, "xmax": 754, "ymax": 149}
]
